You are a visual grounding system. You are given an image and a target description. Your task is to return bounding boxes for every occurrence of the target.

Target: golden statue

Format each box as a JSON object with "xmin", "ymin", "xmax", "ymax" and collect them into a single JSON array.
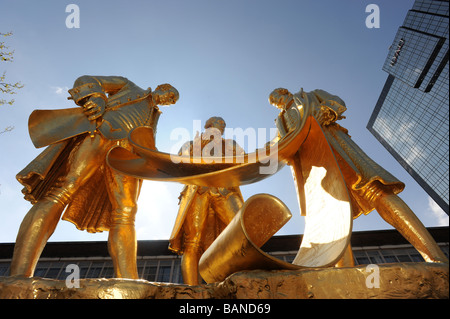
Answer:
[
  {"xmin": 269, "ymin": 87, "xmax": 448, "ymax": 265},
  {"xmin": 168, "ymin": 117, "xmax": 245, "ymax": 285},
  {"xmin": 11, "ymin": 75, "xmax": 179, "ymax": 279},
  {"xmin": 80, "ymin": 83, "xmax": 445, "ymax": 285}
]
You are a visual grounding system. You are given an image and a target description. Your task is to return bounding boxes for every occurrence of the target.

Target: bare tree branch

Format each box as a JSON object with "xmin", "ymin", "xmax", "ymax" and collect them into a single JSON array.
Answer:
[{"xmin": 1, "ymin": 31, "xmax": 23, "ymax": 106}]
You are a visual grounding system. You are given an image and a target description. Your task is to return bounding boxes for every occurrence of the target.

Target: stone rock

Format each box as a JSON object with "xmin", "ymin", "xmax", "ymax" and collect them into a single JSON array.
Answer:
[
  {"xmin": 0, "ymin": 262, "xmax": 447, "ymax": 299},
  {"xmin": 217, "ymin": 262, "xmax": 449, "ymax": 299}
]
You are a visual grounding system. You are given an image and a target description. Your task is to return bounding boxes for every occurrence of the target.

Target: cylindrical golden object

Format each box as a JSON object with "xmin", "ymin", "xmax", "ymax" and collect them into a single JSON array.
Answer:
[{"xmin": 199, "ymin": 194, "xmax": 298, "ymax": 283}]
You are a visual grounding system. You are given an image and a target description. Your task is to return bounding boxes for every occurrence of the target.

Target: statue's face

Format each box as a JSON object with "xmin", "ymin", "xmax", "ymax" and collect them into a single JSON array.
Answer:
[
  {"xmin": 204, "ymin": 117, "xmax": 226, "ymax": 136},
  {"xmin": 153, "ymin": 86, "xmax": 179, "ymax": 106},
  {"xmin": 269, "ymin": 90, "xmax": 289, "ymax": 109},
  {"xmin": 210, "ymin": 118, "xmax": 226, "ymax": 135}
]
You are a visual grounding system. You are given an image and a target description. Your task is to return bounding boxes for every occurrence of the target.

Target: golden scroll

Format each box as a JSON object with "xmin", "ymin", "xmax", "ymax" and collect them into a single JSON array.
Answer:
[{"xmin": 107, "ymin": 109, "xmax": 353, "ymax": 282}]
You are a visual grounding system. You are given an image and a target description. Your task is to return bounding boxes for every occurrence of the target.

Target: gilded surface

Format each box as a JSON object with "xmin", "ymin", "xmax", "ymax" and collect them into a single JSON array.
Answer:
[
  {"xmin": 198, "ymin": 118, "xmax": 355, "ymax": 283},
  {"xmin": 106, "ymin": 85, "xmax": 446, "ymax": 283},
  {"xmin": 1, "ymin": 263, "xmax": 447, "ymax": 299},
  {"xmin": 199, "ymin": 194, "xmax": 298, "ymax": 283},
  {"xmin": 168, "ymin": 117, "xmax": 244, "ymax": 285},
  {"xmin": 9, "ymin": 74, "xmax": 448, "ymax": 293},
  {"xmin": 11, "ymin": 75, "xmax": 179, "ymax": 279},
  {"xmin": 269, "ymin": 87, "xmax": 448, "ymax": 265}
]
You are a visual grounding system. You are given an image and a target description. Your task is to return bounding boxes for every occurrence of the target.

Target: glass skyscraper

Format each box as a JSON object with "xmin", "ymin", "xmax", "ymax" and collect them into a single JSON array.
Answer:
[{"xmin": 367, "ymin": 0, "xmax": 449, "ymax": 214}]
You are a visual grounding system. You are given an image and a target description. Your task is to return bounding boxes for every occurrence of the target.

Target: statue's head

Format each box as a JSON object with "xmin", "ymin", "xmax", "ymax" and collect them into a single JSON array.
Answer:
[
  {"xmin": 269, "ymin": 88, "xmax": 293, "ymax": 110},
  {"xmin": 204, "ymin": 116, "xmax": 226, "ymax": 135},
  {"xmin": 152, "ymin": 84, "xmax": 179, "ymax": 106}
]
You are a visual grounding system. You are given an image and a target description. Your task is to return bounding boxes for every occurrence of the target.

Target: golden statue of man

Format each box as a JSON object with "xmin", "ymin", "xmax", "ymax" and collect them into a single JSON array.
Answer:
[
  {"xmin": 169, "ymin": 117, "xmax": 245, "ymax": 285},
  {"xmin": 11, "ymin": 75, "xmax": 179, "ymax": 279},
  {"xmin": 269, "ymin": 87, "xmax": 448, "ymax": 265}
]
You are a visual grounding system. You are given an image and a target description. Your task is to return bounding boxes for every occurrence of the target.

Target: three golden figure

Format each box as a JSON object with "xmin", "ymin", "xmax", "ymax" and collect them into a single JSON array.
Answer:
[{"xmin": 9, "ymin": 75, "xmax": 447, "ymax": 285}]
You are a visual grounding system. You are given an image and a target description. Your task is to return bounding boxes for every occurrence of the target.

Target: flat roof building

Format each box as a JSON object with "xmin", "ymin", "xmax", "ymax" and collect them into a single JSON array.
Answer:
[{"xmin": 1, "ymin": 227, "xmax": 448, "ymax": 284}]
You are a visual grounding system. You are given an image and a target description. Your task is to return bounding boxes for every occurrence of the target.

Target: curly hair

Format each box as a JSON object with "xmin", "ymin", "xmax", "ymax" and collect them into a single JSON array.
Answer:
[
  {"xmin": 154, "ymin": 84, "xmax": 180, "ymax": 103},
  {"xmin": 155, "ymin": 83, "xmax": 174, "ymax": 92},
  {"xmin": 204, "ymin": 116, "xmax": 226, "ymax": 129},
  {"xmin": 268, "ymin": 88, "xmax": 293, "ymax": 107}
]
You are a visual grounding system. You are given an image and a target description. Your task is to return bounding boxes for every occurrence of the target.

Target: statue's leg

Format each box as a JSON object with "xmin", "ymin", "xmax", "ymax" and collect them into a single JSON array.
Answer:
[
  {"xmin": 105, "ymin": 170, "xmax": 140, "ymax": 279},
  {"xmin": 10, "ymin": 134, "xmax": 110, "ymax": 277},
  {"xmin": 180, "ymin": 193, "xmax": 209, "ymax": 285},
  {"xmin": 212, "ymin": 192, "xmax": 243, "ymax": 224},
  {"xmin": 368, "ymin": 182, "xmax": 448, "ymax": 263},
  {"xmin": 335, "ymin": 243, "xmax": 355, "ymax": 267},
  {"xmin": 181, "ymin": 244, "xmax": 203, "ymax": 285},
  {"xmin": 10, "ymin": 198, "xmax": 65, "ymax": 276}
]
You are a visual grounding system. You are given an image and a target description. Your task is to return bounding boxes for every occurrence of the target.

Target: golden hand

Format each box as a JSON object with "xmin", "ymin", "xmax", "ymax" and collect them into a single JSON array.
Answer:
[{"xmin": 83, "ymin": 96, "xmax": 106, "ymax": 121}]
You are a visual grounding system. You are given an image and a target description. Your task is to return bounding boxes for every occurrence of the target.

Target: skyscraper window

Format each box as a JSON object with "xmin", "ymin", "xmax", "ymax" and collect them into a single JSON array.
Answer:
[{"xmin": 367, "ymin": 0, "xmax": 449, "ymax": 214}]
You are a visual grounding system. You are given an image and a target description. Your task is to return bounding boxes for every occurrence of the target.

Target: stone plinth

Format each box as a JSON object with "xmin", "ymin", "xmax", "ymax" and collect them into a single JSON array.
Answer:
[{"xmin": 0, "ymin": 262, "xmax": 447, "ymax": 299}]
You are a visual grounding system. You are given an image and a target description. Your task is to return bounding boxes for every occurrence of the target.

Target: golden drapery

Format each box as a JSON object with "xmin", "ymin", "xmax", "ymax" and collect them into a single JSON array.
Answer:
[{"xmin": 297, "ymin": 89, "xmax": 405, "ymax": 218}]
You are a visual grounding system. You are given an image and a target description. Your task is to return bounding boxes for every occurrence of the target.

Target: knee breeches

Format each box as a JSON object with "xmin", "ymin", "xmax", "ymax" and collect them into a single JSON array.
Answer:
[{"xmin": 44, "ymin": 134, "xmax": 140, "ymax": 226}]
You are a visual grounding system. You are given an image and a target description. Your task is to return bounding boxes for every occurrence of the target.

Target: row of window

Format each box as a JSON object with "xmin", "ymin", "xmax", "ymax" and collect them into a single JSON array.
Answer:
[
  {"xmin": 383, "ymin": 28, "xmax": 441, "ymax": 89},
  {"xmin": 405, "ymin": 11, "xmax": 449, "ymax": 37},
  {"xmin": 371, "ymin": 71, "xmax": 448, "ymax": 167},
  {"xmin": 384, "ymin": 2, "xmax": 449, "ymax": 94},
  {"xmin": 0, "ymin": 258, "xmax": 183, "ymax": 283},
  {"xmin": 1, "ymin": 245, "xmax": 448, "ymax": 283},
  {"xmin": 412, "ymin": 0, "xmax": 449, "ymax": 17}
]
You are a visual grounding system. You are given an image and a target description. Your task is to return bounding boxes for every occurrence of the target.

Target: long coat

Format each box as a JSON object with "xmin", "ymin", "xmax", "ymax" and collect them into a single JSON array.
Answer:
[
  {"xmin": 280, "ymin": 89, "xmax": 404, "ymax": 219},
  {"xmin": 17, "ymin": 76, "xmax": 160, "ymax": 232}
]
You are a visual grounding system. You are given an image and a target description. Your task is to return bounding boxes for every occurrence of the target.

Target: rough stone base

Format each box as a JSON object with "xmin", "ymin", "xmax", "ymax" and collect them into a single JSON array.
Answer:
[{"xmin": 0, "ymin": 262, "xmax": 447, "ymax": 299}]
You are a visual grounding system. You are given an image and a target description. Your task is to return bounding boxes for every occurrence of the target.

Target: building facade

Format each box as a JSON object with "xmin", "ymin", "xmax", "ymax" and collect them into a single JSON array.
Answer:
[
  {"xmin": 1, "ymin": 227, "xmax": 448, "ymax": 284},
  {"xmin": 367, "ymin": 0, "xmax": 449, "ymax": 214}
]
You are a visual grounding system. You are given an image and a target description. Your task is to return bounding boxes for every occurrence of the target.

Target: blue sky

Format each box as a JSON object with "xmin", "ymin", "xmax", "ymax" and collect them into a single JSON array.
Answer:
[{"xmin": 0, "ymin": 0, "xmax": 447, "ymax": 243}]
